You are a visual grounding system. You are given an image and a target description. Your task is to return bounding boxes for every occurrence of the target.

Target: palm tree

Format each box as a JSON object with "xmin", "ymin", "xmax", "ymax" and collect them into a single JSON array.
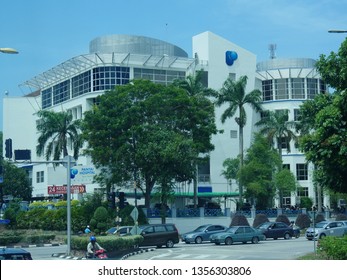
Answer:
[
  {"xmin": 255, "ymin": 109, "xmax": 297, "ymax": 158},
  {"xmin": 173, "ymin": 70, "xmax": 217, "ymax": 208},
  {"xmin": 215, "ymin": 76, "xmax": 262, "ymax": 206},
  {"xmin": 255, "ymin": 109, "xmax": 298, "ymax": 207},
  {"xmin": 36, "ymin": 110, "xmax": 83, "ymax": 161}
]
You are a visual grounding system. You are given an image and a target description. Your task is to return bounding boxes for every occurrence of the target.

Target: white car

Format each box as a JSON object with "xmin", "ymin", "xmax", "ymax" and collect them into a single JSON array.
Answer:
[{"xmin": 305, "ymin": 220, "xmax": 347, "ymax": 240}]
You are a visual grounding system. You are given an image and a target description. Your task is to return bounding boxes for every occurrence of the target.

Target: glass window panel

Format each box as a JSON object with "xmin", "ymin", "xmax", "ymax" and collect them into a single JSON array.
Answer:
[{"xmin": 275, "ymin": 79, "xmax": 289, "ymax": 100}]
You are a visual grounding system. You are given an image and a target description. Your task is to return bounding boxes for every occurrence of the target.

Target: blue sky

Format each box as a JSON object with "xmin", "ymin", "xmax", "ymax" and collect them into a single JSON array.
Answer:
[{"xmin": 1, "ymin": 0, "xmax": 347, "ymax": 130}]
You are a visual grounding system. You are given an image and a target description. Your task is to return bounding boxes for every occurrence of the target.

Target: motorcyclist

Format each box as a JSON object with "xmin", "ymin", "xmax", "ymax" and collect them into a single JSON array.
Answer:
[{"xmin": 87, "ymin": 236, "xmax": 105, "ymax": 258}]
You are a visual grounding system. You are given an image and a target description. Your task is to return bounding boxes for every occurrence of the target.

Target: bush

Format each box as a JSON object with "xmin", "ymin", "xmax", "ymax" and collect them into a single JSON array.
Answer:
[
  {"xmin": 295, "ymin": 213, "xmax": 311, "ymax": 229},
  {"xmin": 275, "ymin": 214, "xmax": 290, "ymax": 225},
  {"xmin": 230, "ymin": 213, "xmax": 249, "ymax": 226},
  {"xmin": 90, "ymin": 206, "xmax": 110, "ymax": 234},
  {"xmin": 318, "ymin": 236, "xmax": 347, "ymax": 260},
  {"xmin": 315, "ymin": 213, "xmax": 325, "ymax": 223},
  {"xmin": 252, "ymin": 214, "xmax": 269, "ymax": 228},
  {"xmin": 335, "ymin": 213, "xmax": 347, "ymax": 221}
]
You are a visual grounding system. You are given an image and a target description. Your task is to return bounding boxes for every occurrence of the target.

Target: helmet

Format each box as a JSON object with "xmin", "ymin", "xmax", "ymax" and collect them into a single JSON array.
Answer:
[{"xmin": 90, "ymin": 236, "xmax": 96, "ymax": 242}]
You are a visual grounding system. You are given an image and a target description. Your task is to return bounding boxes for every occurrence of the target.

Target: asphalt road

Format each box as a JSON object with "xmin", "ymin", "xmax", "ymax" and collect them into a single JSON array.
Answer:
[{"xmin": 124, "ymin": 237, "xmax": 316, "ymax": 260}]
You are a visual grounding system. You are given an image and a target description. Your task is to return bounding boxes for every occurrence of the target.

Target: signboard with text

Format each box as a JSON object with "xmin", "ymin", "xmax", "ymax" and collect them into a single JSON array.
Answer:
[
  {"xmin": 47, "ymin": 185, "xmax": 86, "ymax": 195},
  {"xmin": 70, "ymin": 166, "xmax": 96, "ymax": 184}
]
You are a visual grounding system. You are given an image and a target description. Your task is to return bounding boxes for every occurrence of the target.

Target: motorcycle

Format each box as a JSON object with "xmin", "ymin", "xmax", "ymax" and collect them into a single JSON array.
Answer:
[{"xmin": 86, "ymin": 249, "xmax": 108, "ymax": 259}]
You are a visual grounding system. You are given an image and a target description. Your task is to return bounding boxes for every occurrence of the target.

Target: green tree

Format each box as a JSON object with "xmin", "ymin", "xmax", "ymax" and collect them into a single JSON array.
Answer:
[
  {"xmin": 36, "ymin": 110, "xmax": 83, "ymax": 161},
  {"xmin": 1, "ymin": 160, "xmax": 32, "ymax": 201},
  {"xmin": 239, "ymin": 133, "xmax": 281, "ymax": 209},
  {"xmin": 255, "ymin": 109, "xmax": 297, "ymax": 158},
  {"xmin": 255, "ymin": 109, "xmax": 298, "ymax": 207},
  {"xmin": 221, "ymin": 157, "xmax": 240, "ymax": 192},
  {"xmin": 297, "ymin": 39, "xmax": 347, "ymax": 194},
  {"xmin": 173, "ymin": 70, "xmax": 217, "ymax": 208},
  {"xmin": 215, "ymin": 76, "xmax": 262, "ymax": 205},
  {"xmin": 82, "ymin": 79, "xmax": 217, "ymax": 208},
  {"xmin": 315, "ymin": 38, "xmax": 347, "ymax": 92}
]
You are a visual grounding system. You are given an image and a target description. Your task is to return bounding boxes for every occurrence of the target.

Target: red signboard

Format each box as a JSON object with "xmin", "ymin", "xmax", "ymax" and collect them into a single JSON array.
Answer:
[{"xmin": 47, "ymin": 185, "xmax": 86, "ymax": 195}]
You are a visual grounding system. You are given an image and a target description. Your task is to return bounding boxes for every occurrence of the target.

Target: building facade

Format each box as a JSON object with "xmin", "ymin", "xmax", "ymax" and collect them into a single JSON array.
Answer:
[{"xmin": 2, "ymin": 31, "xmax": 326, "ymax": 210}]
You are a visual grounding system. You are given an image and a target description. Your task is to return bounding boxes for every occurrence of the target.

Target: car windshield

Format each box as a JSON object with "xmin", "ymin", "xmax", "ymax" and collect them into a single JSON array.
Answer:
[
  {"xmin": 226, "ymin": 227, "xmax": 237, "ymax": 233},
  {"xmin": 193, "ymin": 225, "xmax": 209, "ymax": 232},
  {"xmin": 315, "ymin": 222, "xmax": 328, "ymax": 228},
  {"xmin": 257, "ymin": 223, "xmax": 271, "ymax": 229}
]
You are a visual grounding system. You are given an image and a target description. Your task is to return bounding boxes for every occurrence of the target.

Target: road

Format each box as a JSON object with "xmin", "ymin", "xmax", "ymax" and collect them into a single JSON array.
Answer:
[
  {"xmin": 125, "ymin": 237, "xmax": 316, "ymax": 260},
  {"xmin": 24, "ymin": 236, "xmax": 316, "ymax": 260}
]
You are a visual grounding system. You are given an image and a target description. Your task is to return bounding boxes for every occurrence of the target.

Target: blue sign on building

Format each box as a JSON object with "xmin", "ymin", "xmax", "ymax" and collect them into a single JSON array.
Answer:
[{"xmin": 226, "ymin": 50, "xmax": 238, "ymax": 66}]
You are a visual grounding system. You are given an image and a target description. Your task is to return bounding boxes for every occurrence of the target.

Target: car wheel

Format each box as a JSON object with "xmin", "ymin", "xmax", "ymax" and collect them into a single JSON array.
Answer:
[
  {"xmin": 195, "ymin": 236, "xmax": 203, "ymax": 244},
  {"xmin": 319, "ymin": 233, "xmax": 326, "ymax": 239},
  {"xmin": 295, "ymin": 232, "xmax": 300, "ymax": 238},
  {"xmin": 225, "ymin": 237, "xmax": 233, "ymax": 245},
  {"xmin": 166, "ymin": 239, "xmax": 174, "ymax": 248},
  {"xmin": 252, "ymin": 237, "xmax": 259, "ymax": 244},
  {"xmin": 284, "ymin": 233, "xmax": 291, "ymax": 239}
]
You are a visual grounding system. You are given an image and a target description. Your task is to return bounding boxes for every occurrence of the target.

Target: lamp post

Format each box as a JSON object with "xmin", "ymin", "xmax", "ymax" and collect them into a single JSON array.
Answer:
[
  {"xmin": 328, "ymin": 30, "xmax": 347, "ymax": 33},
  {"xmin": 0, "ymin": 48, "xmax": 19, "ymax": 54}
]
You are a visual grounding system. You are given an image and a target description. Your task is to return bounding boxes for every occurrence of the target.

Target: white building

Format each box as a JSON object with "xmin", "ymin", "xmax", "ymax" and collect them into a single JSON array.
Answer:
[{"xmin": 2, "ymin": 31, "xmax": 326, "ymax": 209}]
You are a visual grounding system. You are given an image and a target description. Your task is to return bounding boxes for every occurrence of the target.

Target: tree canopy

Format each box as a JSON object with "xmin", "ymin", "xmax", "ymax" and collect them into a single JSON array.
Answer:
[
  {"xmin": 82, "ymin": 79, "xmax": 217, "ymax": 206},
  {"xmin": 36, "ymin": 110, "xmax": 83, "ymax": 161},
  {"xmin": 1, "ymin": 160, "xmax": 32, "ymax": 201},
  {"xmin": 215, "ymin": 75, "xmax": 262, "ymax": 203},
  {"xmin": 298, "ymin": 38, "xmax": 347, "ymax": 194}
]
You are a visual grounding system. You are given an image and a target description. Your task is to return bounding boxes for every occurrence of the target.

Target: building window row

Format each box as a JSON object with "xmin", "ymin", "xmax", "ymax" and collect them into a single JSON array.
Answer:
[
  {"xmin": 93, "ymin": 66, "xmax": 130, "ymax": 91},
  {"xmin": 262, "ymin": 78, "xmax": 326, "ymax": 101},
  {"xmin": 133, "ymin": 68, "xmax": 185, "ymax": 85},
  {"xmin": 41, "ymin": 66, "xmax": 130, "ymax": 109}
]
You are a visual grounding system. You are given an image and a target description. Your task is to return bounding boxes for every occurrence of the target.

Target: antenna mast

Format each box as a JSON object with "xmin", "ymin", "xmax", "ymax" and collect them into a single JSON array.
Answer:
[{"xmin": 269, "ymin": 44, "xmax": 277, "ymax": 59}]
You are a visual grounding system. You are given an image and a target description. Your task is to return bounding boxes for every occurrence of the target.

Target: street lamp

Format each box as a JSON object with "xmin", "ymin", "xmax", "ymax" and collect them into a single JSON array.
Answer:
[
  {"xmin": 328, "ymin": 30, "xmax": 347, "ymax": 33},
  {"xmin": 0, "ymin": 47, "xmax": 19, "ymax": 54}
]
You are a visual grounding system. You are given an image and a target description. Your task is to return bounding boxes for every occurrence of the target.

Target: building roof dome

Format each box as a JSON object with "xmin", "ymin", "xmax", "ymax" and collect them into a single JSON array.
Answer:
[{"xmin": 89, "ymin": 34, "xmax": 188, "ymax": 58}]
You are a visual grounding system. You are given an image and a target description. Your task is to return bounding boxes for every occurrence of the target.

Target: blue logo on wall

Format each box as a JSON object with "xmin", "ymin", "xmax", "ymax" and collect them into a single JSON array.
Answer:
[
  {"xmin": 70, "ymin": 168, "xmax": 78, "ymax": 179},
  {"xmin": 226, "ymin": 50, "xmax": 238, "ymax": 66}
]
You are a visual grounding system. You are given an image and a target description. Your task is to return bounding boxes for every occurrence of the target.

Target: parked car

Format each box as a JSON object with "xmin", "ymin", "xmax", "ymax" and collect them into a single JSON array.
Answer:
[
  {"xmin": 106, "ymin": 226, "xmax": 133, "ymax": 236},
  {"xmin": 138, "ymin": 223, "xmax": 179, "ymax": 248},
  {"xmin": 210, "ymin": 226, "xmax": 265, "ymax": 245},
  {"xmin": 305, "ymin": 220, "xmax": 347, "ymax": 240},
  {"xmin": 0, "ymin": 248, "xmax": 32, "ymax": 260},
  {"xmin": 181, "ymin": 224, "xmax": 227, "ymax": 244},
  {"xmin": 256, "ymin": 222, "xmax": 295, "ymax": 240}
]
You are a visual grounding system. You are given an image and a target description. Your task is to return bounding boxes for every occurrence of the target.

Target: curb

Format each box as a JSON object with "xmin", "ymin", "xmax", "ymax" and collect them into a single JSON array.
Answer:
[
  {"xmin": 0, "ymin": 243, "xmax": 62, "ymax": 249},
  {"xmin": 52, "ymin": 247, "xmax": 156, "ymax": 260}
]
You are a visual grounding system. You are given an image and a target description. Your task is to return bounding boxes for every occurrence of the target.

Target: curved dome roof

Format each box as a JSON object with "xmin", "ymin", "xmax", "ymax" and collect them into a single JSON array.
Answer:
[{"xmin": 89, "ymin": 34, "xmax": 188, "ymax": 58}]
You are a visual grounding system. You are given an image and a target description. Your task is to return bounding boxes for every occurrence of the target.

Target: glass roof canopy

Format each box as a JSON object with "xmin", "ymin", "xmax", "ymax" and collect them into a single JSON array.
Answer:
[{"xmin": 20, "ymin": 52, "xmax": 197, "ymax": 92}]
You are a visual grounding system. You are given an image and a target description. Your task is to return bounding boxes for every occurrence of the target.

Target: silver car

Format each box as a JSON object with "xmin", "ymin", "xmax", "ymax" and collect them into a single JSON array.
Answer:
[
  {"xmin": 305, "ymin": 220, "xmax": 347, "ymax": 240},
  {"xmin": 181, "ymin": 224, "xmax": 227, "ymax": 244}
]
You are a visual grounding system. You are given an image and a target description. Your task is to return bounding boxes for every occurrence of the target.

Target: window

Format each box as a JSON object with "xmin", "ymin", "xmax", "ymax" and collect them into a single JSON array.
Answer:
[
  {"xmin": 280, "ymin": 137, "xmax": 289, "ymax": 150},
  {"xmin": 291, "ymin": 78, "xmax": 305, "ymax": 99},
  {"xmin": 307, "ymin": 78, "xmax": 318, "ymax": 99},
  {"xmin": 319, "ymin": 79, "xmax": 327, "ymax": 93},
  {"xmin": 262, "ymin": 80, "xmax": 273, "ymax": 101},
  {"xmin": 230, "ymin": 130, "xmax": 237, "ymax": 138},
  {"xmin": 93, "ymin": 66, "xmax": 130, "ymax": 91},
  {"xmin": 53, "ymin": 80, "xmax": 70, "ymax": 105},
  {"xmin": 134, "ymin": 68, "xmax": 185, "ymax": 85},
  {"xmin": 36, "ymin": 171, "xmax": 44, "ymax": 183},
  {"xmin": 154, "ymin": 225, "xmax": 167, "ymax": 232},
  {"xmin": 297, "ymin": 187, "xmax": 309, "ymax": 197},
  {"xmin": 283, "ymin": 164, "xmax": 290, "ymax": 170},
  {"xmin": 72, "ymin": 70, "xmax": 91, "ymax": 98},
  {"xmin": 296, "ymin": 164, "xmax": 308, "ymax": 180},
  {"xmin": 42, "ymin": 88, "xmax": 52, "ymax": 109},
  {"xmin": 294, "ymin": 109, "xmax": 301, "ymax": 121},
  {"xmin": 275, "ymin": 79, "xmax": 289, "ymax": 100}
]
